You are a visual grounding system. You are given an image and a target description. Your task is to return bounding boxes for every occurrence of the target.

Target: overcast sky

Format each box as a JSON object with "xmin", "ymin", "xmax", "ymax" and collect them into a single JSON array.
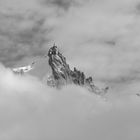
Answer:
[{"xmin": 1, "ymin": 0, "xmax": 140, "ymax": 140}]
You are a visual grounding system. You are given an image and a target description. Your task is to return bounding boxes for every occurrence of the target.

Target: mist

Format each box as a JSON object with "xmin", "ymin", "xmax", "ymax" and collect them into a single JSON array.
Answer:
[
  {"xmin": 0, "ymin": 0, "xmax": 140, "ymax": 139},
  {"xmin": 0, "ymin": 63, "xmax": 139, "ymax": 140}
]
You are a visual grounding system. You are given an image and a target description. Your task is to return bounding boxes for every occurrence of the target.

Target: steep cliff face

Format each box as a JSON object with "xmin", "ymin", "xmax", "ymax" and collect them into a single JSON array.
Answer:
[{"xmin": 47, "ymin": 45, "xmax": 109, "ymax": 95}]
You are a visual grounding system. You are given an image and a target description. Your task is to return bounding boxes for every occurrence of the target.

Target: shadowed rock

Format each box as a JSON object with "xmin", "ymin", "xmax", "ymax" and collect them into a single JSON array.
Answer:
[{"xmin": 47, "ymin": 44, "xmax": 109, "ymax": 95}]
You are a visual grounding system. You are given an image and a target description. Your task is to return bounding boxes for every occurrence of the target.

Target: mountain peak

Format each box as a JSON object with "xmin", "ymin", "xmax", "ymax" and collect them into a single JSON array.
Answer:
[{"xmin": 47, "ymin": 44, "xmax": 109, "ymax": 95}]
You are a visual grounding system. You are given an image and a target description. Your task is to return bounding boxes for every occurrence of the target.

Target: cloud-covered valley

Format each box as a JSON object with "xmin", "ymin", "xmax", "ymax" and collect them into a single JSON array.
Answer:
[{"xmin": 0, "ymin": 63, "xmax": 140, "ymax": 140}]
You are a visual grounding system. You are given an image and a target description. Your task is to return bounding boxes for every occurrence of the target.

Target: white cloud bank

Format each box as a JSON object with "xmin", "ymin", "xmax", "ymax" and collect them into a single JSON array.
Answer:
[{"xmin": 0, "ymin": 63, "xmax": 140, "ymax": 140}]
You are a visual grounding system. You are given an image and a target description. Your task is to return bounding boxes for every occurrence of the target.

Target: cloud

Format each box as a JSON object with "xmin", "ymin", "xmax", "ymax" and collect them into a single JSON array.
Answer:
[
  {"xmin": 0, "ymin": 0, "xmax": 40, "ymax": 11},
  {"xmin": 1, "ymin": 0, "xmax": 140, "ymax": 85},
  {"xmin": 0, "ymin": 11, "xmax": 50, "ymax": 67},
  {"xmin": 0, "ymin": 63, "xmax": 140, "ymax": 140},
  {"xmin": 46, "ymin": 0, "xmax": 140, "ymax": 86},
  {"xmin": 1, "ymin": 1, "xmax": 140, "ymax": 139},
  {"xmin": 41, "ymin": 0, "xmax": 75, "ymax": 10}
]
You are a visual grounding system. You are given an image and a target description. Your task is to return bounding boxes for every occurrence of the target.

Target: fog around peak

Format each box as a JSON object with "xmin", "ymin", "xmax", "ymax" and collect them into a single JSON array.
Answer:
[
  {"xmin": 0, "ymin": 0, "xmax": 140, "ymax": 139},
  {"xmin": 0, "ymin": 63, "xmax": 140, "ymax": 140}
]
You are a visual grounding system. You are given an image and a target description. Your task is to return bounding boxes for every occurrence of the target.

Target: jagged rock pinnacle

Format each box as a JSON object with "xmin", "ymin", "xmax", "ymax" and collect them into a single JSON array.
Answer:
[{"xmin": 47, "ymin": 44, "xmax": 109, "ymax": 95}]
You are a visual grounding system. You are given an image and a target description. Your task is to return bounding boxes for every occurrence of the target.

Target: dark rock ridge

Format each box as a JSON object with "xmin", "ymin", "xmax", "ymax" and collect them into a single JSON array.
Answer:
[{"xmin": 47, "ymin": 44, "xmax": 109, "ymax": 95}]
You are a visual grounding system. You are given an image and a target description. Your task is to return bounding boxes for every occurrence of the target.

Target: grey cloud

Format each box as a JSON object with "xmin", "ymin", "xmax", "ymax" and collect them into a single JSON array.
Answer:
[
  {"xmin": 135, "ymin": 3, "xmax": 140, "ymax": 14},
  {"xmin": 0, "ymin": 1, "xmax": 140, "ymax": 139},
  {"xmin": 40, "ymin": 0, "xmax": 79, "ymax": 11},
  {"xmin": 0, "ymin": 12, "xmax": 50, "ymax": 67},
  {"xmin": 47, "ymin": 0, "xmax": 140, "ymax": 84},
  {"xmin": 48, "ymin": 0, "xmax": 74, "ymax": 10}
]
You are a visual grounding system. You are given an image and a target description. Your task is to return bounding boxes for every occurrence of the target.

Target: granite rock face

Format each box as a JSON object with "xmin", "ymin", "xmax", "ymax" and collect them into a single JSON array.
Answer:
[{"xmin": 47, "ymin": 45, "xmax": 109, "ymax": 95}]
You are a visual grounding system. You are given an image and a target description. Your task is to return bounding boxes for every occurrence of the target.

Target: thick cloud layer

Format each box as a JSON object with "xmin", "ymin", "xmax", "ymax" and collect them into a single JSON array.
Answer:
[{"xmin": 0, "ymin": 64, "xmax": 140, "ymax": 140}]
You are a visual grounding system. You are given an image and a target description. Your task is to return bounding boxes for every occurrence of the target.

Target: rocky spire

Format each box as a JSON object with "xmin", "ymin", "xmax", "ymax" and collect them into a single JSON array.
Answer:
[{"xmin": 47, "ymin": 44, "xmax": 109, "ymax": 95}]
